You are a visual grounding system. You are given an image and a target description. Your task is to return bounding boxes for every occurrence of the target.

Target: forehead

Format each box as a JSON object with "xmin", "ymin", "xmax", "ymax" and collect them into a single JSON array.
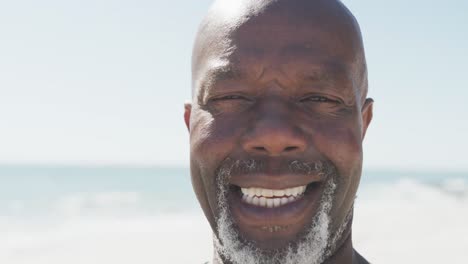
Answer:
[
  {"xmin": 232, "ymin": 10, "xmax": 358, "ymax": 67},
  {"xmin": 197, "ymin": 35, "xmax": 352, "ymax": 89},
  {"xmin": 193, "ymin": 7, "xmax": 362, "ymax": 96},
  {"xmin": 199, "ymin": 56, "xmax": 347, "ymax": 91}
]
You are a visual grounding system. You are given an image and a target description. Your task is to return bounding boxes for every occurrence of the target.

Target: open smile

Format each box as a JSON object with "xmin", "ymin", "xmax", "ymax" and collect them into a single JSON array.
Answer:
[
  {"xmin": 240, "ymin": 185, "xmax": 307, "ymax": 208},
  {"xmin": 227, "ymin": 174, "xmax": 325, "ymax": 242}
]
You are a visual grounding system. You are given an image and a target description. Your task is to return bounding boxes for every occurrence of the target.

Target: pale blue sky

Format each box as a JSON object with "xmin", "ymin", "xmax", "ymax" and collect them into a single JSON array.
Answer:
[{"xmin": 0, "ymin": 0, "xmax": 466, "ymax": 170}]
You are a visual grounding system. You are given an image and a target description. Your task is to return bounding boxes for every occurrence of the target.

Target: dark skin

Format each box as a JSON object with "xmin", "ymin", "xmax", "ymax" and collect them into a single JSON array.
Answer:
[{"xmin": 185, "ymin": 0, "xmax": 373, "ymax": 263}]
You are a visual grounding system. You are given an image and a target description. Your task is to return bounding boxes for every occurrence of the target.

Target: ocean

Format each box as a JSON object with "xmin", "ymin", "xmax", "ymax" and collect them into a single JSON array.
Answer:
[{"xmin": 0, "ymin": 166, "xmax": 467, "ymax": 263}]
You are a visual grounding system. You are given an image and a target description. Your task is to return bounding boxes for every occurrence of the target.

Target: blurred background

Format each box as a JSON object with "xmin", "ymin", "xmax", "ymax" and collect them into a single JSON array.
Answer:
[{"xmin": 0, "ymin": 0, "xmax": 467, "ymax": 263}]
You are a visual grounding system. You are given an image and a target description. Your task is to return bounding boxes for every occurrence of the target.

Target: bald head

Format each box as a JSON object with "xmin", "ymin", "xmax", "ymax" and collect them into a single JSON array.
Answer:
[{"xmin": 192, "ymin": 0, "xmax": 368, "ymax": 104}]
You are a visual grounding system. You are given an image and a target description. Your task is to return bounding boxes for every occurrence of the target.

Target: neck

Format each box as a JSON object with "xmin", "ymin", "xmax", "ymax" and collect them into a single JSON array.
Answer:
[
  {"xmin": 323, "ymin": 232, "xmax": 354, "ymax": 264},
  {"xmin": 324, "ymin": 233, "xmax": 369, "ymax": 264},
  {"xmin": 322, "ymin": 214, "xmax": 355, "ymax": 264},
  {"xmin": 323, "ymin": 214, "xmax": 368, "ymax": 264}
]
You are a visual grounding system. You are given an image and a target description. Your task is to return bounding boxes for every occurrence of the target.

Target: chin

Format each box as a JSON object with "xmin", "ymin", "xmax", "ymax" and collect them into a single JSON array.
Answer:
[{"xmin": 214, "ymin": 176, "xmax": 338, "ymax": 264}]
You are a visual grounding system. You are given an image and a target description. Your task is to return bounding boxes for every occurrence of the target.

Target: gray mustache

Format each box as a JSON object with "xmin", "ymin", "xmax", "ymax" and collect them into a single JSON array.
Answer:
[{"xmin": 216, "ymin": 158, "xmax": 337, "ymax": 179}]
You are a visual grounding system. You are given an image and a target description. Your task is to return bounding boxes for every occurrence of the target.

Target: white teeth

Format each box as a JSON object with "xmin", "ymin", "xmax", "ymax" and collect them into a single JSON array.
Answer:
[
  {"xmin": 262, "ymin": 189, "xmax": 274, "ymax": 197},
  {"xmin": 241, "ymin": 185, "xmax": 307, "ymax": 208},
  {"xmin": 273, "ymin": 189, "xmax": 285, "ymax": 196},
  {"xmin": 273, "ymin": 198, "xmax": 281, "ymax": 207},
  {"xmin": 241, "ymin": 186, "xmax": 307, "ymax": 198},
  {"xmin": 280, "ymin": 197, "xmax": 288, "ymax": 205},
  {"xmin": 252, "ymin": 196, "xmax": 260, "ymax": 206},
  {"xmin": 293, "ymin": 187, "xmax": 301, "ymax": 196},
  {"xmin": 266, "ymin": 199, "xmax": 274, "ymax": 208}
]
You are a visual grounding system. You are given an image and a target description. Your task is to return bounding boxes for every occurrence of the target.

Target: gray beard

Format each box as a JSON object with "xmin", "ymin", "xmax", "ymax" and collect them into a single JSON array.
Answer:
[{"xmin": 212, "ymin": 159, "xmax": 351, "ymax": 264}]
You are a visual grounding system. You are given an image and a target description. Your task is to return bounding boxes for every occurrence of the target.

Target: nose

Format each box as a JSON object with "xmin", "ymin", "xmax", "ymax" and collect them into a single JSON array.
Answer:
[{"xmin": 241, "ymin": 108, "xmax": 307, "ymax": 156}]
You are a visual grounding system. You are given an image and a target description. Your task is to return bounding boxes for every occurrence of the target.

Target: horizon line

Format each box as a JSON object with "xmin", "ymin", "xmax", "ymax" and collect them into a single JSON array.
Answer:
[{"xmin": 0, "ymin": 162, "xmax": 466, "ymax": 174}]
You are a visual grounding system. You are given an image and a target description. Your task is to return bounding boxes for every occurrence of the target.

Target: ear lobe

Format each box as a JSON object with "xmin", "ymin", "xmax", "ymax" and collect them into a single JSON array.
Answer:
[
  {"xmin": 361, "ymin": 98, "xmax": 373, "ymax": 140},
  {"xmin": 184, "ymin": 102, "xmax": 192, "ymax": 132}
]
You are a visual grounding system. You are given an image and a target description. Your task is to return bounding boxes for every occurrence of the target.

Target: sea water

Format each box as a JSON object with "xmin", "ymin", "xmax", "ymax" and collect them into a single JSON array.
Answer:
[{"xmin": 0, "ymin": 166, "xmax": 467, "ymax": 263}]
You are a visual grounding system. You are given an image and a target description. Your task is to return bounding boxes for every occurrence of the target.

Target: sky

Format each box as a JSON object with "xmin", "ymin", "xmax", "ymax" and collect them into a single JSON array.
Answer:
[{"xmin": 0, "ymin": 0, "xmax": 467, "ymax": 171}]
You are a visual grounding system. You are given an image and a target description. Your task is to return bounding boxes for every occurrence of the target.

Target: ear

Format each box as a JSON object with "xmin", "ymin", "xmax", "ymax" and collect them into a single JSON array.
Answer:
[
  {"xmin": 361, "ymin": 98, "xmax": 373, "ymax": 140},
  {"xmin": 184, "ymin": 101, "xmax": 192, "ymax": 132}
]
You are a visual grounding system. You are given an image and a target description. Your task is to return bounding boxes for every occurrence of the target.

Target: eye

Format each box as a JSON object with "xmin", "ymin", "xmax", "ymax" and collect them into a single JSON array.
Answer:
[
  {"xmin": 299, "ymin": 95, "xmax": 339, "ymax": 104},
  {"xmin": 207, "ymin": 94, "xmax": 253, "ymax": 114},
  {"xmin": 212, "ymin": 95, "xmax": 248, "ymax": 101}
]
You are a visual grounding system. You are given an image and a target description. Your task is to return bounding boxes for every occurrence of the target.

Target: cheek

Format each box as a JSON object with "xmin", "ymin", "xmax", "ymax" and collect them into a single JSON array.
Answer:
[
  {"xmin": 313, "ymin": 122, "xmax": 363, "ymax": 170},
  {"xmin": 309, "ymin": 118, "xmax": 363, "ymax": 221},
  {"xmin": 189, "ymin": 110, "xmax": 247, "ymax": 223},
  {"xmin": 190, "ymin": 111, "xmax": 246, "ymax": 170}
]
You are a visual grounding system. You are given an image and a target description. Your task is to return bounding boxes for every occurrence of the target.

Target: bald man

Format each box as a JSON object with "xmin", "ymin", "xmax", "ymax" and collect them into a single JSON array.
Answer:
[{"xmin": 184, "ymin": 0, "xmax": 373, "ymax": 263}]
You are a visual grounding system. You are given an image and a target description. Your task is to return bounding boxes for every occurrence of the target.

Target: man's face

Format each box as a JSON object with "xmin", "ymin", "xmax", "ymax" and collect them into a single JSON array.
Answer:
[{"xmin": 186, "ymin": 4, "xmax": 372, "ymax": 263}]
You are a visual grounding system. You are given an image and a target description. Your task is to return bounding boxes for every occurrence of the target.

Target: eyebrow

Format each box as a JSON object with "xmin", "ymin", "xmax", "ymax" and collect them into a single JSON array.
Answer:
[{"xmin": 200, "ymin": 65, "xmax": 243, "ymax": 88}]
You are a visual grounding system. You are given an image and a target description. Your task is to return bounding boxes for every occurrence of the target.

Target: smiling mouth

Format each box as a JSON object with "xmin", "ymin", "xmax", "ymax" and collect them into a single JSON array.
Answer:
[
  {"xmin": 227, "ymin": 180, "xmax": 323, "ymax": 232},
  {"xmin": 229, "ymin": 180, "xmax": 322, "ymax": 211},
  {"xmin": 240, "ymin": 185, "xmax": 307, "ymax": 208}
]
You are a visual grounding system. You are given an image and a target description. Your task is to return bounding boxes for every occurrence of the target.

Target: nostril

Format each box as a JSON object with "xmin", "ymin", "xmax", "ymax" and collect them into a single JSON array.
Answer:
[
  {"xmin": 254, "ymin": 146, "xmax": 266, "ymax": 152},
  {"xmin": 284, "ymin": 146, "xmax": 298, "ymax": 152}
]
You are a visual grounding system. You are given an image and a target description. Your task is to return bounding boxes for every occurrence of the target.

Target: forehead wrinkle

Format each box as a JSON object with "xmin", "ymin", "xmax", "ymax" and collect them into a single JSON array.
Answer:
[
  {"xmin": 280, "ymin": 42, "xmax": 323, "ymax": 56},
  {"xmin": 297, "ymin": 70, "xmax": 335, "ymax": 85},
  {"xmin": 282, "ymin": 60, "xmax": 347, "ymax": 86}
]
